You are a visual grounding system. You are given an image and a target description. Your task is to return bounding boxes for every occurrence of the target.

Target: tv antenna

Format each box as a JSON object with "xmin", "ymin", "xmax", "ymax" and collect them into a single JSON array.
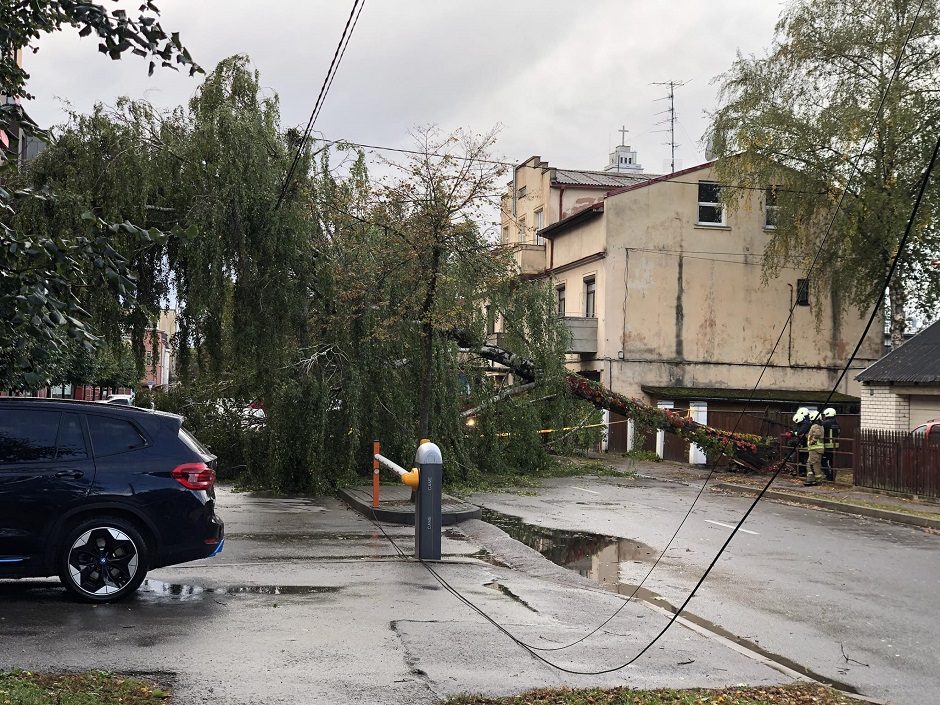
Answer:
[{"xmin": 652, "ymin": 80, "xmax": 688, "ymax": 173}]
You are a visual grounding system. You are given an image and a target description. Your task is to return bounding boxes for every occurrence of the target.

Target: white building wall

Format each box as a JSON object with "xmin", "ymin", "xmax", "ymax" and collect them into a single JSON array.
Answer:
[{"xmin": 860, "ymin": 383, "xmax": 911, "ymax": 431}]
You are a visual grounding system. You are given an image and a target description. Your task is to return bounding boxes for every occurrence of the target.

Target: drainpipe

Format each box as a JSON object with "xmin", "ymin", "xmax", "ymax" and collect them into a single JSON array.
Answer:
[{"xmin": 786, "ymin": 283, "xmax": 794, "ymax": 365}]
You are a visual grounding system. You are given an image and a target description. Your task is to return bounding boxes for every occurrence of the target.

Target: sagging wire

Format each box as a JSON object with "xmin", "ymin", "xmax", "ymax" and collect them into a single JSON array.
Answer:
[{"xmin": 365, "ymin": 0, "xmax": 933, "ymax": 672}]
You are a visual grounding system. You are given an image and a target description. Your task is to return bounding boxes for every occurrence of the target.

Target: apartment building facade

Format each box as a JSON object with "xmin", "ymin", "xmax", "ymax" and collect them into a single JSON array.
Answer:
[{"xmin": 499, "ymin": 156, "xmax": 881, "ymax": 457}]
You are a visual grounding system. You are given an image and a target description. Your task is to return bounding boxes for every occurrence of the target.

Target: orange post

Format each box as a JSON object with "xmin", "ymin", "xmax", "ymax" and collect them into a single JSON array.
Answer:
[{"xmin": 372, "ymin": 439, "xmax": 380, "ymax": 508}]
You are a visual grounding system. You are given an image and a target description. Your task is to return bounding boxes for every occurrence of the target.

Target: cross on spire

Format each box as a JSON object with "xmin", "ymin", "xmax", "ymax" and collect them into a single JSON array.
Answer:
[{"xmin": 618, "ymin": 125, "xmax": 628, "ymax": 146}]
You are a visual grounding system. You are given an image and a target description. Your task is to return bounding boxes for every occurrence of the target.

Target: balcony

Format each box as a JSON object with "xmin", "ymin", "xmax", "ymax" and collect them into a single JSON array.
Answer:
[
  {"xmin": 562, "ymin": 317, "xmax": 597, "ymax": 354},
  {"xmin": 513, "ymin": 243, "xmax": 547, "ymax": 276}
]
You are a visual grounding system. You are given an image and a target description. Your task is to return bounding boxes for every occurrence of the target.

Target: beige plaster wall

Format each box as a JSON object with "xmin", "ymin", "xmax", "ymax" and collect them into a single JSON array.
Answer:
[{"xmin": 549, "ymin": 164, "xmax": 881, "ymax": 398}]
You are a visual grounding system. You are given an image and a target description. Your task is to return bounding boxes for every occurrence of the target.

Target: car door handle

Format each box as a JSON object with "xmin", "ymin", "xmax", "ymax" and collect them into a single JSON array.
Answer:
[{"xmin": 54, "ymin": 470, "xmax": 85, "ymax": 479}]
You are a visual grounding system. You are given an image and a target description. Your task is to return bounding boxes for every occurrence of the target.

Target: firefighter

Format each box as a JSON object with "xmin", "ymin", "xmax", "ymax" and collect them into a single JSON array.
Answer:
[
  {"xmin": 805, "ymin": 410, "xmax": 825, "ymax": 485},
  {"xmin": 790, "ymin": 407, "xmax": 811, "ymax": 476},
  {"xmin": 821, "ymin": 407, "xmax": 840, "ymax": 482}
]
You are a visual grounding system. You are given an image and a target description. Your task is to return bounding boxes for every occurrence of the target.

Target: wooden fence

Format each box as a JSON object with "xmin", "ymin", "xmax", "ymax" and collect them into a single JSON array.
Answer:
[{"xmin": 854, "ymin": 429, "xmax": 940, "ymax": 499}]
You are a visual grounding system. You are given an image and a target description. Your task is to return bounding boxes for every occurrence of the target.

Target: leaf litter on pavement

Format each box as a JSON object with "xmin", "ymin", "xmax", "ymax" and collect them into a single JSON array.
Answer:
[{"xmin": 446, "ymin": 683, "xmax": 857, "ymax": 705}]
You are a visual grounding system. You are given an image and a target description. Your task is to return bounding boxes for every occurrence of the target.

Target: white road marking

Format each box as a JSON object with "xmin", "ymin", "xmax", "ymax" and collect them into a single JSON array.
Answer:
[
  {"xmin": 705, "ymin": 519, "xmax": 759, "ymax": 535},
  {"xmin": 572, "ymin": 486, "xmax": 601, "ymax": 495}
]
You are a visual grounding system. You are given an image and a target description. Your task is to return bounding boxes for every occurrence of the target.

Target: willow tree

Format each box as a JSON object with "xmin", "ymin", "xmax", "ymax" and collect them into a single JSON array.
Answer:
[
  {"xmin": 371, "ymin": 127, "xmax": 509, "ymax": 438},
  {"xmin": 1, "ymin": 0, "xmax": 201, "ymax": 388},
  {"xmin": 708, "ymin": 0, "xmax": 940, "ymax": 344}
]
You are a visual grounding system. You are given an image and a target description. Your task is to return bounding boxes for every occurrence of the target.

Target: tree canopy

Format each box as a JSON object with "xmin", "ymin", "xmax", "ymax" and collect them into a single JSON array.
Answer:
[
  {"xmin": 1, "ymin": 0, "xmax": 201, "ymax": 388},
  {"xmin": 708, "ymin": 0, "xmax": 940, "ymax": 344},
  {"xmin": 19, "ymin": 56, "xmax": 595, "ymax": 491}
]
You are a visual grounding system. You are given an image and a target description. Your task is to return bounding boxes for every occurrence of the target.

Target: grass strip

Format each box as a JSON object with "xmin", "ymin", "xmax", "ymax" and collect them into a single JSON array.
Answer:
[
  {"xmin": 0, "ymin": 671, "xmax": 170, "ymax": 705},
  {"xmin": 446, "ymin": 683, "xmax": 855, "ymax": 705}
]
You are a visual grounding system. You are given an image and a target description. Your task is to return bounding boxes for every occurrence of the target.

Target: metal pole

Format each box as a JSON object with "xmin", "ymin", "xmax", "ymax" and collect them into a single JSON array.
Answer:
[{"xmin": 372, "ymin": 439, "xmax": 380, "ymax": 508}]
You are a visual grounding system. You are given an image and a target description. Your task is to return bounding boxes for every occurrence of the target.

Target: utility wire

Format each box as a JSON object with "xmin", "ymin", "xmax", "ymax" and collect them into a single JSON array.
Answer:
[
  {"xmin": 408, "ymin": 124, "xmax": 937, "ymax": 676},
  {"xmin": 506, "ymin": 0, "xmax": 931, "ymax": 657},
  {"xmin": 274, "ymin": 0, "xmax": 366, "ymax": 211},
  {"xmin": 308, "ymin": 135, "xmax": 826, "ymax": 195},
  {"xmin": 364, "ymin": 2, "xmax": 931, "ymax": 672}
]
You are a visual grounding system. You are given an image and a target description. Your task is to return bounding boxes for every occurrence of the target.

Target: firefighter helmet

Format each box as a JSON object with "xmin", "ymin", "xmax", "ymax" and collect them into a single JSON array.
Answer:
[
  {"xmin": 822, "ymin": 407, "xmax": 837, "ymax": 418},
  {"xmin": 792, "ymin": 407, "xmax": 809, "ymax": 423}
]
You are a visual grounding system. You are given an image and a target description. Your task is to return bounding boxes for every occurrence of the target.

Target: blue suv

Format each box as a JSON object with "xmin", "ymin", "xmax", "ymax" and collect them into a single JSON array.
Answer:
[{"xmin": 0, "ymin": 399, "xmax": 224, "ymax": 602}]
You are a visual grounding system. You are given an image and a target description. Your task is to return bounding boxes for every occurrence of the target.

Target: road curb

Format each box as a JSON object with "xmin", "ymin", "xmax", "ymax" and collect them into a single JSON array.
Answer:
[
  {"xmin": 714, "ymin": 482, "xmax": 940, "ymax": 529},
  {"xmin": 338, "ymin": 486, "xmax": 481, "ymax": 525}
]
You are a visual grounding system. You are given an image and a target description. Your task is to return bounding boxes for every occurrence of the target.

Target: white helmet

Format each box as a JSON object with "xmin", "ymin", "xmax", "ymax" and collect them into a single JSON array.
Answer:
[
  {"xmin": 792, "ymin": 407, "xmax": 809, "ymax": 423},
  {"xmin": 808, "ymin": 410, "xmax": 821, "ymax": 422},
  {"xmin": 822, "ymin": 407, "xmax": 837, "ymax": 418}
]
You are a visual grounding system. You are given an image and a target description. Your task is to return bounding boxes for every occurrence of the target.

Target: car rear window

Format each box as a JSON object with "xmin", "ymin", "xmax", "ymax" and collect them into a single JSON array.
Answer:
[
  {"xmin": 0, "ymin": 409, "xmax": 60, "ymax": 464},
  {"xmin": 87, "ymin": 415, "xmax": 148, "ymax": 457},
  {"xmin": 179, "ymin": 427, "xmax": 213, "ymax": 458}
]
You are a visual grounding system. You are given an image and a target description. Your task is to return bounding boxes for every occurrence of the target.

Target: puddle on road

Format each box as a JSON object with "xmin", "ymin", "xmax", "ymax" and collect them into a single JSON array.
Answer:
[
  {"xmin": 481, "ymin": 507, "xmax": 862, "ymax": 695},
  {"xmin": 481, "ymin": 508, "xmax": 655, "ymax": 588},
  {"xmin": 140, "ymin": 579, "xmax": 340, "ymax": 601}
]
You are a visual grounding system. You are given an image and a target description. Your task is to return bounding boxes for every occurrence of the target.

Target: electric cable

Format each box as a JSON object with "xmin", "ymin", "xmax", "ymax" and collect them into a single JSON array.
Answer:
[
  {"xmin": 274, "ymin": 0, "xmax": 366, "ymax": 212},
  {"xmin": 362, "ymin": 2, "xmax": 932, "ymax": 671},
  {"xmin": 504, "ymin": 0, "xmax": 931, "ymax": 655},
  {"xmin": 403, "ymin": 124, "xmax": 939, "ymax": 676}
]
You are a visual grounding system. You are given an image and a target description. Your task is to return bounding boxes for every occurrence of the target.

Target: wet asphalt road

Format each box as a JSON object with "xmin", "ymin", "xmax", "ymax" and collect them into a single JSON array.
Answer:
[
  {"xmin": 471, "ymin": 466, "xmax": 940, "ymax": 705},
  {"xmin": 0, "ymin": 485, "xmax": 800, "ymax": 704}
]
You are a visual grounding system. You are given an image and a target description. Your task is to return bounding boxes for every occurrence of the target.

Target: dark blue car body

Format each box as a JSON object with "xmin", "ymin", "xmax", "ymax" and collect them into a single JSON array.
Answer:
[{"xmin": 0, "ymin": 399, "xmax": 223, "ymax": 600}]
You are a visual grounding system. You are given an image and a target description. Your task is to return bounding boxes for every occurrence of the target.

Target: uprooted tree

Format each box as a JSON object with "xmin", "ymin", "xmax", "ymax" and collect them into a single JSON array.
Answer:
[{"xmin": 451, "ymin": 332, "xmax": 776, "ymax": 469}]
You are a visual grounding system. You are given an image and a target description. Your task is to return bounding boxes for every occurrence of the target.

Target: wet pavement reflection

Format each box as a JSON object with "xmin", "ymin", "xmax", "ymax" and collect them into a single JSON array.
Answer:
[{"xmin": 480, "ymin": 507, "xmax": 862, "ymax": 694}]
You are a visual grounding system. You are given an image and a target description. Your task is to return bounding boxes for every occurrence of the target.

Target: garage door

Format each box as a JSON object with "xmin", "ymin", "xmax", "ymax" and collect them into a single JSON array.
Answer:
[{"xmin": 909, "ymin": 395, "xmax": 940, "ymax": 428}]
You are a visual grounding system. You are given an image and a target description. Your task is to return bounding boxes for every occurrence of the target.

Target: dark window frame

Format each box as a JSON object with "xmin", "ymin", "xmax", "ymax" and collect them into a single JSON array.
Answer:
[
  {"xmin": 765, "ymin": 186, "xmax": 780, "ymax": 229},
  {"xmin": 584, "ymin": 277, "xmax": 596, "ymax": 318},
  {"xmin": 697, "ymin": 181, "xmax": 725, "ymax": 225},
  {"xmin": 556, "ymin": 285, "xmax": 566, "ymax": 317},
  {"xmin": 796, "ymin": 278, "xmax": 810, "ymax": 306}
]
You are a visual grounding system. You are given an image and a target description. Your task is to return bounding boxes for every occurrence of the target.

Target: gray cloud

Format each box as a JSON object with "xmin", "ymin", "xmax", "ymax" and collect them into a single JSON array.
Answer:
[{"xmin": 24, "ymin": 0, "xmax": 783, "ymax": 175}]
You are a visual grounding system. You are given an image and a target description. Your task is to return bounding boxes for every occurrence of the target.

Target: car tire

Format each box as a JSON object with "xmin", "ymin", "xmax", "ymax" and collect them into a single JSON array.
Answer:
[{"xmin": 58, "ymin": 517, "xmax": 149, "ymax": 603}]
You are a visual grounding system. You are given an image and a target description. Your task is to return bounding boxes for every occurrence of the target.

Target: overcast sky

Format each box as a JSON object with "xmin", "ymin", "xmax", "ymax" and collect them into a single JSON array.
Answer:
[{"xmin": 24, "ymin": 0, "xmax": 784, "ymax": 175}]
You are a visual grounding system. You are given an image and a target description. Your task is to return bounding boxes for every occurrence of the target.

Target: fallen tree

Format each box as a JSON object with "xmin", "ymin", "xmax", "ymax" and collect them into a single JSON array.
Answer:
[{"xmin": 454, "ymin": 332, "xmax": 777, "ymax": 470}]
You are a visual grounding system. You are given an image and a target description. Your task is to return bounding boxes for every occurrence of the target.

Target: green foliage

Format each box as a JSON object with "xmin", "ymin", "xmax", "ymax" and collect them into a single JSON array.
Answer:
[
  {"xmin": 625, "ymin": 449, "xmax": 661, "ymax": 463},
  {"xmin": 16, "ymin": 60, "xmax": 595, "ymax": 492},
  {"xmin": 0, "ymin": 0, "xmax": 200, "ymax": 388},
  {"xmin": 708, "ymin": 0, "xmax": 940, "ymax": 343},
  {"xmin": 0, "ymin": 670, "xmax": 169, "ymax": 705}
]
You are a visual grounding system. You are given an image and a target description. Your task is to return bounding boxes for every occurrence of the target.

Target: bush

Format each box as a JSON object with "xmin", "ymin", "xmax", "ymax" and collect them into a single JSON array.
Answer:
[
  {"xmin": 625, "ymin": 449, "xmax": 661, "ymax": 463},
  {"xmin": 136, "ymin": 385, "xmax": 256, "ymax": 482}
]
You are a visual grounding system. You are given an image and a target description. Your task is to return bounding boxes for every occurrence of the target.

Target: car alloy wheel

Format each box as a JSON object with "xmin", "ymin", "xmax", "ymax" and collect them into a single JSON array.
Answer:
[{"xmin": 60, "ymin": 518, "xmax": 148, "ymax": 602}]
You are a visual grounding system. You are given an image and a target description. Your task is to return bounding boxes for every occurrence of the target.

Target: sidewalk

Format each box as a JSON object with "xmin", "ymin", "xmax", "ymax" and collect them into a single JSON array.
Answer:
[
  {"xmin": 712, "ymin": 472, "xmax": 940, "ymax": 530},
  {"xmin": 339, "ymin": 482, "xmax": 482, "ymax": 524},
  {"xmin": 610, "ymin": 456, "xmax": 940, "ymax": 530}
]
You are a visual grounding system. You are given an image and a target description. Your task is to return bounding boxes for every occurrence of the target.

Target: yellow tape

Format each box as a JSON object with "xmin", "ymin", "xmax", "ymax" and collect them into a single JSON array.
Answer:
[{"xmin": 493, "ymin": 418, "xmax": 630, "ymax": 438}]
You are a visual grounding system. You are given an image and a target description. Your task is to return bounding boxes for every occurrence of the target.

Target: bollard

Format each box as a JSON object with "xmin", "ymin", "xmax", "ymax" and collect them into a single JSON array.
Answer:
[{"xmin": 414, "ymin": 440, "xmax": 443, "ymax": 561}]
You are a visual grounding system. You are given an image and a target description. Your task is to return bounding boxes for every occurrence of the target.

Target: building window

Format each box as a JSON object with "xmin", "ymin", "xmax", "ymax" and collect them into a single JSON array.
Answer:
[
  {"xmin": 501, "ymin": 225, "xmax": 509, "ymax": 243},
  {"xmin": 796, "ymin": 278, "xmax": 810, "ymax": 306},
  {"xmin": 697, "ymin": 181, "xmax": 725, "ymax": 225},
  {"xmin": 534, "ymin": 208, "xmax": 544, "ymax": 245},
  {"xmin": 145, "ymin": 351, "xmax": 153, "ymax": 366},
  {"xmin": 765, "ymin": 186, "xmax": 779, "ymax": 229},
  {"xmin": 556, "ymin": 285, "xmax": 566, "ymax": 317},
  {"xmin": 517, "ymin": 214, "xmax": 526, "ymax": 242},
  {"xmin": 517, "ymin": 185, "xmax": 527, "ymax": 198},
  {"xmin": 485, "ymin": 305, "xmax": 496, "ymax": 335},
  {"xmin": 584, "ymin": 277, "xmax": 596, "ymax": 318}
]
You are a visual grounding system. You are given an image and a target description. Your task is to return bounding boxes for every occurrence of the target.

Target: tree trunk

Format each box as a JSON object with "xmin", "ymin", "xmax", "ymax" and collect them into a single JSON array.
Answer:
[
  {"xmin": 417, "ymin": 243, "xmax": 443, "ymax": 439},
  {"xmin": 888, "ymin": 276, "xmax": 907, "ymax": 350}
]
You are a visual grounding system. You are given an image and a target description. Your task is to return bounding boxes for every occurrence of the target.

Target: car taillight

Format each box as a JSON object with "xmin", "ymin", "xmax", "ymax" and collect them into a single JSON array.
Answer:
[{"xmin": 171, "ymin": 462, "xmax": 216, "ymax": 490}]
